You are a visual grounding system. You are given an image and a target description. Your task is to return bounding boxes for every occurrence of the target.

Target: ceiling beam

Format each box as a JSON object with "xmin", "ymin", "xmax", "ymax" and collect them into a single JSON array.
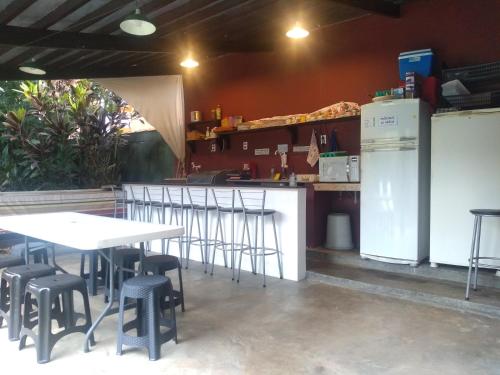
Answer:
[
  {"xmin": 0, "ymin": 25, "xmax": 273, "ymax": 55},
  {"xmin": 0, "ymin": 0, "xmax": 36, "ymax": 24},
  {"xmin": 156, "ymin": 0, "xmax": 255, "ymax": 37},
  {"xmin": 0, "ymin": 0, "xmax": 92, "ymax": 65},
  {"xmin": 31, "ymin": 0, "xmax": 92, "ymax": 29},
  {"xmin": 329, "ymin": 0, "xmax": 400, "ymax": 17},
  {"xmin": 66, "ymin": 0, "xmax": 134, "ymax": 32},
  {"xmin": 0, "ymin": 25, "xmax": 175, "ymax": 53},
  {"xmin": 0, "ymin": 62, "xmax": 179, "ymax": 80}
]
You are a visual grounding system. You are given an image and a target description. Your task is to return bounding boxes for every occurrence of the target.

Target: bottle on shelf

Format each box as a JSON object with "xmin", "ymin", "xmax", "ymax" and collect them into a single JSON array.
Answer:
[{"xmin": 215, "ymin": 104, "xmax": 222, "ymax": 120}]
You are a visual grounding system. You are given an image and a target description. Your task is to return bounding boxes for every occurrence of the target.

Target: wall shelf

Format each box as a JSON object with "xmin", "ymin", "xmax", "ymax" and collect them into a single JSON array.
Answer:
[
  {"xmin": 186, "ymin": 115, "xmax": 360, "ymax": 153},
  {"xmin": 187, "ymin": 119, "xmax": 221, "ymax": 127},
  {"xmin": 313, "ymin": 183, "xmax": 360, "ymax": 192}
]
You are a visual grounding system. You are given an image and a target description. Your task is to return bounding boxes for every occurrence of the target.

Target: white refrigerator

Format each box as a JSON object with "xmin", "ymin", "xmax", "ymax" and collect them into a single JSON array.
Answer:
[
  {"xmin": 430, "ymin": 108, "xmax": 500, "ymax": 268},
  {"xmin": 360, "ymin": 99, "xmax": 431, "ymax": 265}
]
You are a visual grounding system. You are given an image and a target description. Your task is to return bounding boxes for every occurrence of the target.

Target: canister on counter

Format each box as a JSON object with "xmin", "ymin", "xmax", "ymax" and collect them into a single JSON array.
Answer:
[{"xmin": 190, "ymin": 110, "xmax": 202, "ymax": 122}]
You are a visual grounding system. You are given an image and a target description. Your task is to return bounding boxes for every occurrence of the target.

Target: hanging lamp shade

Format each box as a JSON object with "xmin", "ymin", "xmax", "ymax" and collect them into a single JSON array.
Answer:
[
  {"xmin": 18, "ymin": 59, "xmax": 46, "ymax": 75},
  {"xmin": 120, "ymin": 8, "xmax": 156, "ymax": 36}
]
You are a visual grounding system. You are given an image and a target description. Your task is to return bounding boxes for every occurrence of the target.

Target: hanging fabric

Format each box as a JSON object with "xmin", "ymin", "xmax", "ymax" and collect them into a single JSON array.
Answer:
[
  {"xmin": 307, "ymin": 129, "xmax": 320, "ymax": 167},
  {"xmin": 96, "ymin": 75, "xmax": 185, "ymax": 174}
]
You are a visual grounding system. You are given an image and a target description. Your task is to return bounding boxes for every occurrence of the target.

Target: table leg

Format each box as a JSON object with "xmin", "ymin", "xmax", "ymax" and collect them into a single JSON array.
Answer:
[
  {"xmin": 84, "ymin": 248, "xmax": 115, "ymax": 353},
  {"xmin": 24, "ymin": 236, "xmax": 29, "ymax": 264},
  {"xmin": 51, "ymin": 244, "xmax": 68, "ymax": 274},
  {"xmin": 139, "ymin": 242, "xmax": 145, "ymax": 275},
  {"xmin": 88, "ymin": 252, "xmax": 98, "ymax": 296}
]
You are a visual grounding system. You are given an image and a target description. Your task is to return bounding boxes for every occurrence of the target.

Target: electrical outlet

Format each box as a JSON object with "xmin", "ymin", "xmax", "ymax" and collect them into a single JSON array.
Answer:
[
  {"xmin": 243, "ymin": 141, "xmax": 248, "ymax": 150},
  {"xmin": 254, "ymin": 148, "xmax": 270, "ymax": 156},
  {"xmin": 320, "ymin": 134, "xmax": 327, "ymax": 145},
  {"xmin": 210, "ymin": 143, "xmax": 216, "ymax": 152},
  {"xmin": 293, "ymin": 145, "xmax": 310, "ymax": 153}
]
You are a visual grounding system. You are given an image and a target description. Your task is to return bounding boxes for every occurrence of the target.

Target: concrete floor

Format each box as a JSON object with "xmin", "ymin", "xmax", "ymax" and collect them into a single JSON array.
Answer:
[{"xmin": 1, "ymin": 254, "xmax": 500, "ymax": 374}]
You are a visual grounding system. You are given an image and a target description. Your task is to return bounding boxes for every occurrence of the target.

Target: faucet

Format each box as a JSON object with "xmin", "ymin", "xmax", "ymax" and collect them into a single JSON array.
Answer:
[
  {"xmin": 191, "ymin": 162, "xmax": 201, "ymax": 173},
  {"xmin": 274, "ymin": 150, "xmax": 288, "ymax": 179}
]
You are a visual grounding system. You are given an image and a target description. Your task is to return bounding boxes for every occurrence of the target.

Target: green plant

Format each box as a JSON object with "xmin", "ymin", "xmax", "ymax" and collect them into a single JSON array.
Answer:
[{"xmin": 0, "ymin": 80, "xmax": 133, "ymax": 191}]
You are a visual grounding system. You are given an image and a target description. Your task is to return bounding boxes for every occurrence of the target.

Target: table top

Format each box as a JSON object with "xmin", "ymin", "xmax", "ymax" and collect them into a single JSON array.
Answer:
[{"xmin": 0, "ymin": 212, "xmax": 184, "ymax": 250}]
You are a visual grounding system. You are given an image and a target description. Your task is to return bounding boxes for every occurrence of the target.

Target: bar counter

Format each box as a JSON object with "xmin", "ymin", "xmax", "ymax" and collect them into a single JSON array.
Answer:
[{"xmin": 122, "ymin": 182, "xmax": 306, "ymax": 281}]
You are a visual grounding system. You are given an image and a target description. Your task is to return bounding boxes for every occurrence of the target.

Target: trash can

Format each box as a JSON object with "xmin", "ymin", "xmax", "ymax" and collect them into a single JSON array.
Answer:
[{"xmin": 325, "ymin": 213, "xmax": 353, "ymax": 250}]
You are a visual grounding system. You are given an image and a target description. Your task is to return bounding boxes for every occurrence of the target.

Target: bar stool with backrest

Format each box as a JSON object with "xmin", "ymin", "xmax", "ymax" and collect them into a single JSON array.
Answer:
[
  {"xmin": 111, "ymin": 185, "xmax": 132, "ymax": 219},
  {"xmin": 164, "ymin": 186, "xmax": 190, "ymax": 265},
  {"xmin": 144, "ymin": 186, "xmax": 170, "ymax": 253},
  {"xmin": 465, "ymin": 209, "xmax": 500, "ymax": 300},
  {"xmin": 237, "ymin": 190, "xmax": 283, "ymax": 287},
  {"xmin": 186, "ymin": 187, "xmax": 219, "ymax": 271},
  {"xmin": 128, "ymin": 185, "xmax": 150, "ymax": 222},
  {"xmin": 210, "ymin": 189, "xmax": 252, "ymax": 280}
]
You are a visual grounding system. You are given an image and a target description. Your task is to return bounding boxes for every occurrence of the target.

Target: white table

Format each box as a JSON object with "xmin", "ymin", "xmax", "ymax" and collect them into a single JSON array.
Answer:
[{"xmin": 0, "ymin": 212, "xmax": 184, "ymax": 352}]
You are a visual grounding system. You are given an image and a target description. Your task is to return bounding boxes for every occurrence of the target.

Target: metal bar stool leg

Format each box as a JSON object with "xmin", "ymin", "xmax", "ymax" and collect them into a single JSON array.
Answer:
[
  {"xmin": 237, "ymin": 217, "xmax": 247, "ymax": 283},
  {"xmin": 465, "ymin": 215, "xmax": 478, "ymax": 300},
  {"xmin": 210, "ymin": 212, "xmax": 221, "ymax": 276},
  {"xmin": 261, "ymin": 213, "xmax": 266, "ymax": 288},
  {"xmin": 473, "ymin": 216, "xmax": 483, "ymax": 291},
  {"xmin": 231, "ymin": 210, "xmax": 236, "ymax": 280},
  {"xmin": 220, "ymin": 215, "xmax": 228, "ymax": 267},
  {"xmin": 272, "ymin": 214, "xmax": 283, "ymax": 279},
  {"xmin": 185, "ymin": 209, "xmax": 195, "ymax": 269},
  {"xmin": 254, "ymin": 215, "xmax": 259, "ymax": 276}
]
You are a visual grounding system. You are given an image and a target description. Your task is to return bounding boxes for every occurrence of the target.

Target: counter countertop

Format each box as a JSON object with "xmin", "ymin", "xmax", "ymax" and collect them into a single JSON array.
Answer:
[{"xmin": 123, "ymin": 179, "xmax": 307, "ymax": 189}]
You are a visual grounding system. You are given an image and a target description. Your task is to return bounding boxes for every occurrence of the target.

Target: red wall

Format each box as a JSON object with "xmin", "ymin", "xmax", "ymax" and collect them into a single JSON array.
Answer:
[
  {"xmin": 185, "ymin": 0, "xmax": 500, "ymax": 122},
  {"xmin": 183, "ymin": 0, "xmax": 500, "ymax": 247}
]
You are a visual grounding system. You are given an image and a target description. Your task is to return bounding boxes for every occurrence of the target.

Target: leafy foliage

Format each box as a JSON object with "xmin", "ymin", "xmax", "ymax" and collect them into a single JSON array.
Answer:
[{"xmin": 0, "ymin": 80, "xmax": 133, "ymax": 191}]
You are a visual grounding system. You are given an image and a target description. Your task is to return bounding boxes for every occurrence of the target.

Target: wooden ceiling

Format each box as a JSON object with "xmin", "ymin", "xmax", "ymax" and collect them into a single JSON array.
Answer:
[{"xmin": 0, "ymin": 0, "xmax": 400, "ymax": 80}]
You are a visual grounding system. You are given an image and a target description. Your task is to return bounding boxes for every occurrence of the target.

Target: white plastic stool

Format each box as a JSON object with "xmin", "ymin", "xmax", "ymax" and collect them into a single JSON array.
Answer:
[{"xmin": 325, "ymin": 213, "xmax": 353, "ymax": 250}]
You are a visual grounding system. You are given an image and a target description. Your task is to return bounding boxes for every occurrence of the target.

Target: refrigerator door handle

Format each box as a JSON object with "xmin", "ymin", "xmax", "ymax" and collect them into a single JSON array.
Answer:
[
  {"xmin": 362, "ymin": 136, "xmax": 417, "ymax": 144},
  {"xmin": 400, "ymin": 136, "xmax": 417, "ymax": 141},
  {"xmin": 362, "ymin": 146, "xmax": 417, "ymax": 152}
]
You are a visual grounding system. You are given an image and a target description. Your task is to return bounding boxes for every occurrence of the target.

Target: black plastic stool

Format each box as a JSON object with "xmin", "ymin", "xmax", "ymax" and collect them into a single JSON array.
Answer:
[
  {"xmin": 11, "ymin": 242, "xmax": 49, "ymax": 264},
  {"xmin": 80, "ymin": 250, "xmax": 108, "ymax": 296},
  {"xmin": 116, "ymin": 275, "xmax": 177, "ymax": 361},
  {"xmin": 104, "ymin": 246, "xmax": 142, "ymax": 303},
  {"xmin": 465, "ymin": 209, "xmax": 500, "ymax": 300},
  {"xmin": 0, "ymin": 264, "xmax": 55, "ymax": 340},
  {"xmin": 142, "ymin": 255, "xmax": 185, "ymax": 312},
  {"xmin": 0, "ymin": 255, "xmax": 25, "ymax": 270},
  {"xmin": 19, "ymin": 274, "xmax": 95, "ymax": 364}
]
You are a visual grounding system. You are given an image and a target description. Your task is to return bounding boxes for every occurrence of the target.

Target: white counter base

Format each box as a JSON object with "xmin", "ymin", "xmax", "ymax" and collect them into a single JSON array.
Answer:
[{"xmin": 123, "ymin": 184, "xmax": 307, "ymax": 281}]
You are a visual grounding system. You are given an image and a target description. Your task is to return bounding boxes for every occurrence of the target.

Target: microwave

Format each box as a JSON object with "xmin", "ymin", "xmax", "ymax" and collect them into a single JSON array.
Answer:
[{"xmin": 319, "ymin": 155, "xmax": 360, "ymax": 182}]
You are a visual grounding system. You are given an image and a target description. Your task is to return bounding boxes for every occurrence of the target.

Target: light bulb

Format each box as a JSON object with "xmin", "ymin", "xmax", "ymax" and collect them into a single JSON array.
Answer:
[
  {"xmin": 286, "ymin": 23, "xmax": 309, "ymax": 39},
  {"xmin": 180, "ymin": 57, "xmax": 199, "ymax": 68}
]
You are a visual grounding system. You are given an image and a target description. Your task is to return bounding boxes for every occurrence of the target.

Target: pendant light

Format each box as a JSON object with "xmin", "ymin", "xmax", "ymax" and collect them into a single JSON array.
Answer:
[
  {"xmin": 120, "ymin": 8, "xmax": 156, "ymax": 36},
  {"xmin": 18, "ymin": 59, "xmax": 46, "ymax": 75},
  {"xmin": 286, "ymin": 23, "xmax": 309, "ymax": 39}
]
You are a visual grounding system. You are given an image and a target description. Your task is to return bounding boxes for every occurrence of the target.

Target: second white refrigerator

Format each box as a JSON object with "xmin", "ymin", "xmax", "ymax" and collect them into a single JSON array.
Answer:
[{"xmin": 360, "ymin": 99, "xmax": 431, "ymax": 265}]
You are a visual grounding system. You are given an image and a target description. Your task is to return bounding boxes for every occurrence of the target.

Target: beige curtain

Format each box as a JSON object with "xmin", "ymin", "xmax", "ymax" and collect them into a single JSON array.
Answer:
[{"xmin": 96, "ymin": 75, "xmax": 185, "ymax": 168}]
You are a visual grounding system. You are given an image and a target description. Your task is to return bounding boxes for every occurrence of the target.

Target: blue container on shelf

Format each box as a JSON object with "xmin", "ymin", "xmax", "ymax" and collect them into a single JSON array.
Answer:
[{"xmin": 398, "ymin": 49, "xmax": 434, "ymax": 80}]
